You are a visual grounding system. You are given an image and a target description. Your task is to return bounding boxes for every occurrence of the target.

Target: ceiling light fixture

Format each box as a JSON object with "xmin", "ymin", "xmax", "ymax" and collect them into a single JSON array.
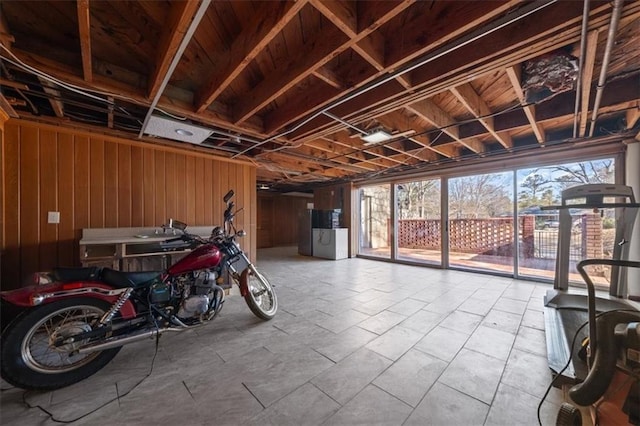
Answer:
[
  {"xmin": 258, "ymin": 184, "xmax": 270, "ymax": 190},
  {"xmin": 143, "ymin": 115, "xmax": 214, "ymax": 144},
  {"xmin": 361, "ymin": 128, "xmax": 393, "ymax": 145}
]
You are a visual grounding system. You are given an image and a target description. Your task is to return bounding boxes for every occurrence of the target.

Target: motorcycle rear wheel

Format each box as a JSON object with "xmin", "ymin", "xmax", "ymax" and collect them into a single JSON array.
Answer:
[
  {"xmin": 1, "ymin": 298, "xmax": 121, "ymax": 390},
  {"xmin": 242, "ymin": 267, "xmax": 277, "ymax": 320}
]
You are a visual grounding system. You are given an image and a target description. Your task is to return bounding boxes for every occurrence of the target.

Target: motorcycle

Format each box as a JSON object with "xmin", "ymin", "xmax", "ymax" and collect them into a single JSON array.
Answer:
[{"xmin": 0, "ymin": 190, "xmax": 277, "ymax": 390}]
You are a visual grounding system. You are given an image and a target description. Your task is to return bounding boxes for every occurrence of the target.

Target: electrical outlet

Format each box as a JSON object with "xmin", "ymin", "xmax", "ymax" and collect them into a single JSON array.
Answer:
[{"xmin": 48, "ymin": 211, "xmax": 60, "ymax": 224}]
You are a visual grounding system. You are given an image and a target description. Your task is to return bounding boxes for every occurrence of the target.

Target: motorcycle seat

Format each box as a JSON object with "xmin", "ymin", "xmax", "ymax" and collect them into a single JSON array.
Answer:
[
  {"xmin": 52, "ymin": 267, "xmax": 102, "ymax": 283},
  {"xmin": 101, "ymin": 268, "xmax": 162, "ymax": 289}
]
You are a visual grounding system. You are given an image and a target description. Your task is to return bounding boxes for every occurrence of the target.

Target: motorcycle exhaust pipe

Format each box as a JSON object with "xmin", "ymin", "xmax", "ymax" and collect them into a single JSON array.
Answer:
[{"xmin": 76, "ymin": 327, "xmax": 184, "ymax": 354}]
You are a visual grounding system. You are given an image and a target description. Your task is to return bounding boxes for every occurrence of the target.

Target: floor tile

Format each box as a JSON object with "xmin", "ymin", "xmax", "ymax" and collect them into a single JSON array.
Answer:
[
  {"xmin": 365, "ymin": 325, "xmax": 425, "ymax": 361},
  {"xmin": 317, "ymin": 309, "xmax": 370, "ymax": 333},
  {"xmin": 485, "ymin": 382, "xmax": 561, "ymax": 426},
  {"xmin": 404, "ymin": 382, "xmax": 489, "ymax": 426},
  {"xmin": 357, "ymin": 310, "xmax": 407, "ymax": 335},
  {"xmin": 399, "ymin": 309, "xmax": 444, "ymax": 333},
  {"xmin": 481, "ymin": 309, "xmax": 523, "ymax": 334},
  {"xmin": 521, "ymin": 308, "xmax": 545, "ymax": 330},
  {"xmin": 438, "ymin": 348, "xmax": 505, "ymax": 404},
  {"xmin": 513, "ymin": 325, "xmax": 548, "ymax": 356},
  {"xmin": 312, "ymin": 326, "xmax": 378, "ymax": 363},
  {"xmin": 413, "ymin": 325, "xmax": 469, "ymax": 362},
  {"xmin": 493, "ymin": 297, "xmax": 528, "ymax": 315},
  {"xmin": 373, "ymin": 349, "xmax": 447, "ymax": 407},
  {"xmin": 311, "ymin": 348, "xmax": 392, "ymax": 405},
  {"xmin": 323, "ymin": 385, "xmax": 412, "ymax": 426},
  {"xmin": 501, "ymin": 348, "xmax": 563, "ymax": 400},
  {"xmin": 387, "ymin": 298, "xmax": 426, "ymax": 316},
  {"xmin": 439, "ymin": 310, "xmax": 483, "ymax": 335},
  {"xmin": 458, "ymin": 297, "xmax": 495, "ymax": 316},
  {"xmin": 464, "ymin": 325, "xmax": 516, "ymax": 361},
  {"xmin": 246, "ymin": 383, "xmax": 339, "ymax": 426}
]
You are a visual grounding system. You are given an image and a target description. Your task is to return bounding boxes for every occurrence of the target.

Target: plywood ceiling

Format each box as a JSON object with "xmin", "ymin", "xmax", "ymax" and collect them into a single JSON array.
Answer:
[{"xmin": 1, "ymin": 0, "xmax": 639, "ymax": 191}]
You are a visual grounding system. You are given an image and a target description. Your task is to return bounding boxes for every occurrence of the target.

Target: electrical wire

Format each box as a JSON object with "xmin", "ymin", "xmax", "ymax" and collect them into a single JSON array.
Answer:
[
  {"xmin": 20, "ymin": 332, "xmax": 161, "ymax": 424},
  {"xmin": 0, "ymin": 44, "xmax": 184, "ymax": 124}
]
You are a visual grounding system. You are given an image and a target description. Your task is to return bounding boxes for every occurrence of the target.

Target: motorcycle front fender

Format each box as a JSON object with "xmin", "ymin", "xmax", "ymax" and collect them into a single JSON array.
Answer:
[
  {"xmin": 239, "ymin": 269, "xmax": 249, "ymax": 297},
  {"xmin": 0, "ymin": 282, "xmax": 137, "ymax": 319}
]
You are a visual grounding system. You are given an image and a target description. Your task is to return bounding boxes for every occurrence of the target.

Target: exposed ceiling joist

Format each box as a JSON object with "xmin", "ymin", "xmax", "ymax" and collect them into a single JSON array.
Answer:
[
  {"xmin": 76, "ymin": 0, "xmax": 92, "ymax": 82},
  {"xmin": 38, "ymin": 78, "xmax": 65, "ymax": 118},
  {"xmin": 505, "ymin": 66, "xmax": 545, "ymax": 144}
]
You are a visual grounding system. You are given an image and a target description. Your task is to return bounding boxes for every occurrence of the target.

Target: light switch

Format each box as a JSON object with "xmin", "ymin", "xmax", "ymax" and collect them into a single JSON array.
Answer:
[{"xmin": 48, "ymin": 211, "xmax": 60, "ymax": 224}]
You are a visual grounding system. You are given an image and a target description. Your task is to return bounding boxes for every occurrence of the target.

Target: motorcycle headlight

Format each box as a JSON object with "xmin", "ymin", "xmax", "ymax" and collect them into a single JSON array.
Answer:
[{"xmin": 211, "ymin": 226, "xmax": 224, "ymax": 239}]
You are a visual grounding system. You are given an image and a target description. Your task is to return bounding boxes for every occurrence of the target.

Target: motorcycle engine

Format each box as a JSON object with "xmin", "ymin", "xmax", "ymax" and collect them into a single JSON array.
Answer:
[{"xmin": 177, "ymin": 270, "xmax": 217, "ymax": 319}]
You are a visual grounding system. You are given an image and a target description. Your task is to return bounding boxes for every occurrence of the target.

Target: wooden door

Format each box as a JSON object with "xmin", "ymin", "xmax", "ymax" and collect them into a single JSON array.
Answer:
[{"xmin": 257, "ymin": 197, "xmax": 273, "ymax": 248}]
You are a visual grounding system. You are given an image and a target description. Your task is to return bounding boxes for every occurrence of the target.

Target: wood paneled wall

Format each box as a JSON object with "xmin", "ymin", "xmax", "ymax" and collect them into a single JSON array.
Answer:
[
  {"xmin": 1, "ymin": 119, "xmax": 256, "ymax": 289},
  {"xmin": 257, "ymin": 193, "xmax": 311, "ymax": 248}
]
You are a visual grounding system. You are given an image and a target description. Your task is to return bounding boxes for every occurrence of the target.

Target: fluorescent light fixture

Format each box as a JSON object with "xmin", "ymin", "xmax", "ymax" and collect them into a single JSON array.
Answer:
[
  {"xmin": 258, "ymin": 184, "xmax": 270, "ymax": 190},
  {"xmin": 143, "ymin": 115, "xmax": 213, "ymax": 144},
  {"xmin": 361, "ymin": 128, "xmax": 393, "ymax": 144}
]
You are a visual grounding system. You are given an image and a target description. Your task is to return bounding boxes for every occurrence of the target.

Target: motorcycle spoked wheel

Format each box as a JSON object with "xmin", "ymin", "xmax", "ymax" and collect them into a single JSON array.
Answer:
[
  {"xmin": 1, "ymin": 298, "xmax": 121, "ymax": 390},
  {"xmin": 241, "ymin": 268, "xmax": 278, "ymax": 320}
]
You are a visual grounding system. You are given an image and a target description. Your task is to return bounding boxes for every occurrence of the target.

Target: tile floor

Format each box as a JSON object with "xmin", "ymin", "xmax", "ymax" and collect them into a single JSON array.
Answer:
[{"xmin": 0, "ymin": 247, "xmax": 565, "ymax": 425}]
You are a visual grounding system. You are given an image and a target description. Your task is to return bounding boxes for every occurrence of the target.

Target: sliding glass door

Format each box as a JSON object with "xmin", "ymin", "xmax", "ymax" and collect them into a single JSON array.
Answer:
[
  {"xmin": 356, "ymin": 156, "xmax": 619, "ymax": 284},
  {"xmin": 447, "ymin": 172, "xmax": 514, "ymax": 274},
  {"xmin": 359, "ymin": 184, "xmax": 391, "ymax": 259},
  {"xmin": 395, "ymin": 179, "xmax": 441, "ymax": 265},
  {"xmin": 517, "ymin": 158, "xmax": 617, "ymax": 286}
]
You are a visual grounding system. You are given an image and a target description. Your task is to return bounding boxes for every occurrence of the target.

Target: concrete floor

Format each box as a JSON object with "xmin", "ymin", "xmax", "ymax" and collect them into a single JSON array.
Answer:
[{"xmin": 1, "ymin": 246, "xmax": 564, "ymax": 425}]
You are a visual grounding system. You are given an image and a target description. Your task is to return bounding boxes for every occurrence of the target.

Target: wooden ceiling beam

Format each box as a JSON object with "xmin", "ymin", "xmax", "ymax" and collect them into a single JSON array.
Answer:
[
  {"xmin": 233, "ymin": 0, "xmax": 415, "ymax": 124},
  {"xmin": 0, "ymin": 93, "xmax": 19, "ymax": 118},
  {"xmin": 0, "ymin": 7, "xmax": 15, "ymax": 47},
  {"xmin": 38, "ymin": 78, "xmax": 65, "ymax": 118},
  {"xmin": 627, "ymin": 103, "xmax": 640, "ymax": 128},
  {"xmin": 8, "ymin": 48, "xmax": 268, "ymax": 138},
  {"xmin": 505, "ymin": 66, "xmax": 544, "ymax": 144},
  {"xmin": 306, "ymin": 138, "xmax": 382, "ymax": 170},
  {"xmin": 291, "ymin": 144, "xmax": 377, "ymax": 172},
  {"xmin": 450, "ymin": 83, "xmax": 512, "ymax": 149},
  {"xmin": 232, "ymin": 22, "xmax": 348, "ymax": 124},
  {"xmin": 76, "ymin": 0, "xmax": 93, "ymax": 82},
  {"xmin": 579, "ymin": 30, "xmax": 600, "ymax": 137},
  {"xmin": 376, "ymin": 110, "xmax": 459, "ymax": 158},
  {"xmin": 148, "ymin": 0, "xmax": 203, "ymax": 101},
  {"xmin": 407, "ymin": 99, "xmax": 485, "ymax": 154},
  {"xmin": 312, "ymin": 67, "xmax": 343, "ymax": 90},
  {"xmin": 309, "ymin": 0, "xmax": 412, "ymax": 89},
  {"xmin": 196, "ymin": 0, "xmax": 308, "ymax": 113}
]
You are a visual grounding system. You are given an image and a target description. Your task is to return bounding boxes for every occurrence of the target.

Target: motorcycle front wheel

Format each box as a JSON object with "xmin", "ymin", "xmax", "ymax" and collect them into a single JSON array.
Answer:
[
  {"xmin": 241, "ymin": 267, "xmax": 277, "ymax": 320},
  {"xmin": 1, "ymin": 298, "xmax": 121, "ymax": 390}
]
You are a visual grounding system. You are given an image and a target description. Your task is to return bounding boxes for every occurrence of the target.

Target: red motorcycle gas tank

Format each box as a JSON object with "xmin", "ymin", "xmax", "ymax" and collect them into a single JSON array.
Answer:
[{"xmin": 167, "ymin": 244, "xmax": 222, "ymax": 275}]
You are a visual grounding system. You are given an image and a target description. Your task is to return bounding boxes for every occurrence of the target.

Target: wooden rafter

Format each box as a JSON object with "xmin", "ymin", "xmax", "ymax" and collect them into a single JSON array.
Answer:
[
  {"xmin": 450, "ymin": 83, "xmax": 512, "ymax": 149},
  {"xmin": 76, "ymin": 0, "xmax": 92, "ymax": 82},
  {"xmin": 505, "ymin": 66, "xmax": 545, "ymax": 144},
  {"xmin": 148, "ymin": 0, "xmax": 203, "ymax": 101},
  {"xmin": 38, "ymin": 78, "xmax": 65, "ymax": 118},
  {"xmin": 376, "ymin": 110, "xmax": 459, "ymax": 158},
  {"xmin": 233, "ymin": 0, "xmax": 416, "ymax": 124},
  {"xmin": 312, "ymin": 67, "xmax": 343, "ymax": 90},
  {"xmin": 310, "ymin": 0, "xmax": 411, "ymax": 89},
  {"xmin": 0, "ymin": 93, "xmax": 19, "ymax": 118},
  {"xmin": 579, "ymin": 30, "xmax": 600, "ymax": 137},
  {"xmin": 196, "ymin": 0, "xmax": 308, "ymax": 113},
  {"xmin": 407, "ymin": 99, "xmax": 485, "ymax": 154},
  {"xmin": 0, "ymin": 7, "xmax": 14, "ymax": 47}
]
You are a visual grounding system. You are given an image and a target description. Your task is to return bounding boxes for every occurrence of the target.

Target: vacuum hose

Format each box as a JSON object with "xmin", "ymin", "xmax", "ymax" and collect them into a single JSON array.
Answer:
[{"xmin": 569, "ymin": 310, "xmax": 640, "ymax": 406}]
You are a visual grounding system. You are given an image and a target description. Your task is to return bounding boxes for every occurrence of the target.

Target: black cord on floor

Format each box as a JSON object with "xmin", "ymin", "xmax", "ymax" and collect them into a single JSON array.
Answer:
[{"xmin": 21, "ymin": 332, "xmax": 161, "ymax": 424}]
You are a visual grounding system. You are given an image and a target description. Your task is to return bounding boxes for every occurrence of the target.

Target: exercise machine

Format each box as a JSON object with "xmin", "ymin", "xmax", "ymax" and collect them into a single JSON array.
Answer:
[{"xmin": 541, "ymin": 184, "xmax": 640, "ymax": 424}]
